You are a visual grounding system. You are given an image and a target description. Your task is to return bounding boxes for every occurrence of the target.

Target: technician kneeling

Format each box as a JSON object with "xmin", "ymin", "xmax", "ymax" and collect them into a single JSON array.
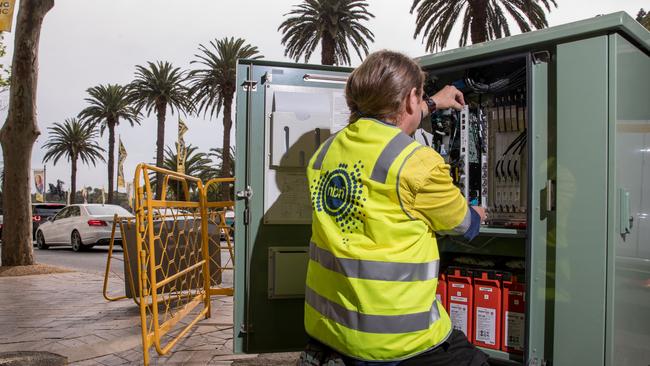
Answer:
[{"xmin": 301, "ymin": 50, "xmax": 488, "ymax": 366}]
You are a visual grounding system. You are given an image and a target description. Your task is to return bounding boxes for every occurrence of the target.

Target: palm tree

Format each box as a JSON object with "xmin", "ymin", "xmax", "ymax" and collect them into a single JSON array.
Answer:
[
  {"xmin": 208, "ymin": 147, "xmax": 235, "ymax": 201},
  {"xmin": 189, "ymin": 37, "xmax": 261, "ymax": 197},
  {"xmin": 209, "ymin": 147, "xmax": 235, "ymax": 177},
  {"xmin": 129, "ymin": 61, "xmax": 192, "ymax": 198},
  {"xmin": 278, "ymin": 0, "xmax": 375, "ymax": 65},
  {"xmin": 42, "ymin": 118, "xmax": 105, "ymax": 204},
  {"xmin": 162, "ymin": 145, "xmax": 216, "ymax": 181},
  {"xmin": 151, "ymin": 144, "xmax": 217, "ymax": 199},
  {"xmin": 78, "ymin": 84, "xmax": 140, "ymax": 204},
  {"xmin": 411, "ymin": 0, "xmax": 557, "ymax": 52}
]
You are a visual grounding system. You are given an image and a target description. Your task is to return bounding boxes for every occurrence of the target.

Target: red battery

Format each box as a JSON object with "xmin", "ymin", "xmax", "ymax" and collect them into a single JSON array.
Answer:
[
  {"xmin": 473, "ymin": 270, "xmax": 502, "ymax": 350},
  {"xmin": 447, "ymin": 267, "xmax": 474, "ymax": 341},
  {"xmin": 502, "ymin": 273, "xmax": 526, "ymax": 354},
  {"xmin": 436, "ymin": 273, "xmax": 448, "ymax": 311}
]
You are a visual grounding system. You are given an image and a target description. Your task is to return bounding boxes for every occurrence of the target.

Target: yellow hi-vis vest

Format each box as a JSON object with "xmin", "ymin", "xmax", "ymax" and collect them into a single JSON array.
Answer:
[{"xmin": 305, "ymin": 118, "xmax": 452, "ymax": 361}]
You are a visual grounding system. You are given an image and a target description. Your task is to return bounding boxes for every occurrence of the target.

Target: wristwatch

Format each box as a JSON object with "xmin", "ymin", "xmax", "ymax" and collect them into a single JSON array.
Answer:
[{"xmin": 424, "ymin": 96, "xmax": 437, "ymax": 114}]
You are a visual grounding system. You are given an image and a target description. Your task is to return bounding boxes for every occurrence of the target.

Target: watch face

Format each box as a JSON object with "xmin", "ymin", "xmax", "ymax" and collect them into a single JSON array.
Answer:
[{"xmin": 426, "ymin": 97, "xmax": 436, "ymax": 113}]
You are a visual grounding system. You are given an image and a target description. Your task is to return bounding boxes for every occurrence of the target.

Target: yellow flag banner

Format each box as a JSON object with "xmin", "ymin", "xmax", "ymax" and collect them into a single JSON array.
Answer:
[
  {"xmin": 177, "ymin": 118, "xmax": 188, "ymax": 174},
  {"xmin": 33, "ymin": 168, "xmax": 45, "ymax": 203},
  {"xmin": 117, "ymin": 138, "xmax": 127, "ymax": 188},
  {"xmin": 0, "ymin": 0, "xmax": 16, "ymax": 32}
]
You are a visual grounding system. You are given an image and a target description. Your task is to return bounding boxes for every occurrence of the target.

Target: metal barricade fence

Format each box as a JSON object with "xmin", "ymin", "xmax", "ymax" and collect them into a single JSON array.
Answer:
[
  {"xmin": 134, "ymin": 164, "xmax": 212, "ymax": 366},
  {"xmin": 102, "ymin": 165, "xmax": 236, "ymax": 365}
]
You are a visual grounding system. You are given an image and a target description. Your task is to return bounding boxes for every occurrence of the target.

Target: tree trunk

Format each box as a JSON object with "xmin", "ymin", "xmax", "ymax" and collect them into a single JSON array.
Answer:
[
  {"xmin": 0, "ymin": 0, "xmax": 54, "ymax": 266},
  {"xmin": 154, "ymin": 100, "xmax": 167, "ymax": 199},
  {"xmin": 470, "ymin": 0, "xmax": 489, "ymax": 44},
  {"xmin": 69, "ymin": 154, "xmax": 77, "ymax": 204},
  {"xmin": 107, "ymin": 119, "xmax": 115, "ymax": 203},
  {"xmin": 321, "ymin": 31, "xmax": 336, "ymax": 65},
  {"xmin": 221, "ymin": 91, "xmax": 234, "ymax": 201}
]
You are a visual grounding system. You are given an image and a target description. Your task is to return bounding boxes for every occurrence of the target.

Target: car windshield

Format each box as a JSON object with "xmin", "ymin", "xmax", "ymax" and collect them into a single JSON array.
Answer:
[
  {"xmin": 33, "ymin": 204, "xmax": 66, "ymax": 215},
  {"xmin": 85, "ymin": 205, "xmax": 132, "ymax": 216}
]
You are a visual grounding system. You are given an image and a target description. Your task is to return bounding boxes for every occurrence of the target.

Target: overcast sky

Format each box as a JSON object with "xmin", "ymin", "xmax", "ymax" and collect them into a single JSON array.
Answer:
[{"xmin": 0, "ymin": 0, "xmax": 646, "ymax": 193}]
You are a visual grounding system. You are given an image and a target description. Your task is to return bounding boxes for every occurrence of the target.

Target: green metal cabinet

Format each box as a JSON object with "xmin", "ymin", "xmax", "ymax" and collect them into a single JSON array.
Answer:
[{"xmin": 233, "ymin": 12, "xmax": 650, "ymax": 366}]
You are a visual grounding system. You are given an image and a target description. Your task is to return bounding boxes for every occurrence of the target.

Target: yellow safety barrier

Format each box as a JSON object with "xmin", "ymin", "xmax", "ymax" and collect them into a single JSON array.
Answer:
[
  {"xmin": 102, "ymin": 164, "xmax": 236, "ymax": 365},
  {"xmin": 102, "ymin": 215, "xmax": 139, "ymax": 305},
  {"xmin": 133, "ymin": 164, "xmax": 237, "ymax": 365}
]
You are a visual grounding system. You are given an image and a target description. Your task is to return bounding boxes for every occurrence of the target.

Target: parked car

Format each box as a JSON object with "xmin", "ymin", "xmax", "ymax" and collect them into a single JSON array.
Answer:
[
  {"xmin": 219, "ymin": 209, "xmax": 235, "ymax": 240},
  {"xmin": 35, "ymin": 204, "xmax": 134, "ymax": 251},
  {"xmin": 32, "ymin": 203, "xmax": 66, "ymax": 240},
  {"xmin": 225, "ymin": 209, "xmax": 234, "ymax": 228}
]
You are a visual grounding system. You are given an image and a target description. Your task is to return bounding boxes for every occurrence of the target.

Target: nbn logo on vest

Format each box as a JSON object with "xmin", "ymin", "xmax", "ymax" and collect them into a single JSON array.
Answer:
[{"xmin": 311, "ymin": 162, "xmax": 366, "ymax": 233}]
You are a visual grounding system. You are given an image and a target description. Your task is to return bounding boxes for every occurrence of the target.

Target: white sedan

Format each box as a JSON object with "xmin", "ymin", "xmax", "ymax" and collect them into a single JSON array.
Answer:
[{"xmin": 35, "ymin": 204, "xmax": 134, "ymax": 252}]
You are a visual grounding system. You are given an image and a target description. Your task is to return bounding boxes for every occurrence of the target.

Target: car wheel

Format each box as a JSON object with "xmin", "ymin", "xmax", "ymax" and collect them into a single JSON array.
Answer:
[
  {"xmin": 71, "ymin": 230, "xmax": 84, "ymax": 252},
  {"xmin": 36, "ymin": 231, "xmax": 49, "ymax": 250}
]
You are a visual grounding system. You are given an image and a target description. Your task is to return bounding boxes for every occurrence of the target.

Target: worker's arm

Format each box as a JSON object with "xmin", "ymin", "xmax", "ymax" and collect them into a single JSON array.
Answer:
[{"xmin": 399, "ymin": 147, "xmax": 483, "ymax": 241}]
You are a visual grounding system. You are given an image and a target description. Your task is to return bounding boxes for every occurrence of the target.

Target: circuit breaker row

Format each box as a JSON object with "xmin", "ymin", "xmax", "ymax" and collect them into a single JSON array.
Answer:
[
  {"xmin": 432, "ymin": 91, "xmax": 528, "ymax": 228},
  {"xmin": 486, "ymin": 92, "xmax": 528, "ymax": 226}
]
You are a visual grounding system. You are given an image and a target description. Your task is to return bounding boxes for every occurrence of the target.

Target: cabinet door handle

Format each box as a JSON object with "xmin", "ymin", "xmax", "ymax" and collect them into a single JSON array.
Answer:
[
  {"xmin": 545, "ymin": 179, "xmax": 555, "ymax": 213},
  {"xmin": 619, "ymin": 188, "xmax": 632, "ymax": 236}
]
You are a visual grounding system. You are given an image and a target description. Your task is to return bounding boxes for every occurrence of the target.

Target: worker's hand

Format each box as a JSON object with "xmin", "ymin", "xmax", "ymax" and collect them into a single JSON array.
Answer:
[
  {"xmin": 471, "ymin": 206, "xmax": 487, "ymax": 222},
  {"xmin": 432, "ymin": 85, "xmax": 465, "ymax": 111}
]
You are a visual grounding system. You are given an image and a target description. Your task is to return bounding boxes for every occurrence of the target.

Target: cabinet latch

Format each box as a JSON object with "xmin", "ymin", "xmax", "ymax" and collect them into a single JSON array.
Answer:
[
  {"xmin": 236, "ymin": 186, "xmax": 254, "ymax": 200},
  {"xmin": 236, "ymin": 186, "xmax": 253, "ymax": 225}
]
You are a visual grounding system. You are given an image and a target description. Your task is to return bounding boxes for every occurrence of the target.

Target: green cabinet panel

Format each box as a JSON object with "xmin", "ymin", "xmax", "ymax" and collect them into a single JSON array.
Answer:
[
  {"xmin": 553, "ymin": 36, "xmax": 609, "ymax": 366},
  {"xmin": 607, "ymin": 34, "xmax": 650, "ymax": 366},
  {"xmin": 233, "ymin": 12, "xmax": 650, "ymax": 365},
  {"xmin": 234, "ymin": 61, "xmax": 351, "ymax": 353}
]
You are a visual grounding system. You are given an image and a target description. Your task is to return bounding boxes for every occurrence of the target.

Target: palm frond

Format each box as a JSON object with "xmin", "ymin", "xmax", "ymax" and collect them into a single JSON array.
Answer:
[
  {"xmin": 42, "ymin": 118, "xmax": 105, "ymax": 167},
  {"xmin": 78, "ymin": 84, "xmax": 141, "ymax": 135},
  {"xmin": 278, "ymin": 0, "xmax": 375, "ymax": 65},
  {"xmin": 188, "ymin": 37, "xmax": 262, "ymax": 120},
  {"xmin": 411, "ymin": 0, "xmax": 557, "ymax": 51},
  {"xmin": 128, "ymin": 61, "xmax": 192, "ymax": 117}
]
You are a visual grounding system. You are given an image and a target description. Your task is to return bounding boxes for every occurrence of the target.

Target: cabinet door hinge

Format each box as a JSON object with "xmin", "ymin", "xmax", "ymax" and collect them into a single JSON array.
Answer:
[
  {"xmin": 239, "ymin": 323, "xmax": 253, "ymax": 336},
  {"xmin": 241, "ymin": 80, "xmax": 258, "ymax": 92},
  {"xmin": 532, "ymin": 51, "xmax": 551, "ymax": 64}
]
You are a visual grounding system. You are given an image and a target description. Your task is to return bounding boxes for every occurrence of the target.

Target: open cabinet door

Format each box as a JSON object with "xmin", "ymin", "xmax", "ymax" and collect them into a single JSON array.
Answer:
[
  {"xmin": 526, "ymin": 52, "xmax": 551, "ymax": 366},
  {"xmin": 233, "ymin": 59, "xmax": 352, "ymax": 353}
]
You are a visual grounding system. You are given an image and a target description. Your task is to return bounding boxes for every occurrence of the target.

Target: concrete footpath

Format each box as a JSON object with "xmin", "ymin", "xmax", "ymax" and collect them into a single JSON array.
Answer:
[{"xmin": 0, "ymin": 271, "xmax": 298, "ymax": 365}]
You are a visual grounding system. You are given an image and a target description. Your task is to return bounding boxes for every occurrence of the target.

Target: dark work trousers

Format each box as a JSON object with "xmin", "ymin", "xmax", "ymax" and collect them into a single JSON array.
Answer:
[{"xmin": 298, "ymin": 330, "xmax": 490, "ymax": 366}]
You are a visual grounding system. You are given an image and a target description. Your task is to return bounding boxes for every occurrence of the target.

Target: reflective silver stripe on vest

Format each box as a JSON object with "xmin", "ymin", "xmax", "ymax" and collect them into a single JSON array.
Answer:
[
  {"xmin": 310, "ymin": 243, "xmax": 439, "ymax": 282},
  {"xmin": 306, "ymin": 286, "xmax": 441, "ymax": 334},
  {"xmin": 312, "ymin": 134, "xmax": 338, "ymax": 170},
  {"xmin": 370, "ymin": 132, "xmax": 415, "ymax": 183},
  {"xmin": 438, "ymin": 206, "xmax": 472, "ymax": 236}
]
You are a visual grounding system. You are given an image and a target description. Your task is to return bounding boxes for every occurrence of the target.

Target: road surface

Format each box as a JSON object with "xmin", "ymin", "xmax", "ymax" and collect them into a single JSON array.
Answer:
[{"xmin": 1, "ymin": 243, "xmax": 234, "ymax": 287}]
